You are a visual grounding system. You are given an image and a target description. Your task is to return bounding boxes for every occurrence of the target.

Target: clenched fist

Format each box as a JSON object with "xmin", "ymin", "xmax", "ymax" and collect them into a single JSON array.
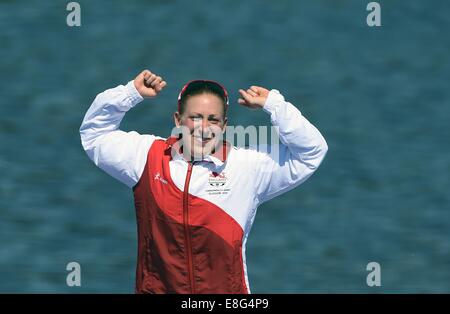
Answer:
[{"xmin": 134, "ymin": 69, "xmax": 167, "ymax": 98}]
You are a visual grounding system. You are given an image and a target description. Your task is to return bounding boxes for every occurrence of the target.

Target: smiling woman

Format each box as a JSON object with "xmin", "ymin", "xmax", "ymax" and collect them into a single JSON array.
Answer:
[
  {"xmin": 173, "ymin": 80, "xmax": 229, "ymax": 161},
  {"xmin": 79, "ymin": 69, "xmax": 328, "ymax": 293}
]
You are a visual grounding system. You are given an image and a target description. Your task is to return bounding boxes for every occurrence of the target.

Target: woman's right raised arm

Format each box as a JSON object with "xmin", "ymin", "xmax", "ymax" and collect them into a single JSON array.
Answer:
[{"xmin": 79, "ymin": 70, "xmax": 167, "ymax": 188}]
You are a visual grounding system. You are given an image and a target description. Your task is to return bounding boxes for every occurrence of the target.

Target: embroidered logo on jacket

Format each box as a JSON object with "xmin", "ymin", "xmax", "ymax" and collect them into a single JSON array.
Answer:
[
  {"xmin": 154, "ymin": 172, "xmax": 168, "ymax": 185},
  {"xmin": 208, "ymin": 171, "xmax": 227, "ymax": 187},
  {"xmin": 206, "ymin": 171, "xmax": 230, "ymax": 195}
]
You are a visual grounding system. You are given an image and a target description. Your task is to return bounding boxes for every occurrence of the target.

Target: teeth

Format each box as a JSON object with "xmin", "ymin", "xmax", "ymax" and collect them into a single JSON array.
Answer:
[{"xmin": 194, "ymin": 137, "xmax": 211, "ymax": 140}]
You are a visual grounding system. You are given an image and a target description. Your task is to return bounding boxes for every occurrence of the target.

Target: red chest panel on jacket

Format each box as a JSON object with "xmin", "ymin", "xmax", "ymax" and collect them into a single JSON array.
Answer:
[{"xmin": 132, "ymin": 138, "xmax": 248, "ymax": 294}]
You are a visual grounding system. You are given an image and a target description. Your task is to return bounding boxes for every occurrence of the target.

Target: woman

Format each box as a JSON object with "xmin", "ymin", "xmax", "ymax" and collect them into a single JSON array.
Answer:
[{"xmin": 79, "ymin": 69, "xmax": 328, "ymax": 293}]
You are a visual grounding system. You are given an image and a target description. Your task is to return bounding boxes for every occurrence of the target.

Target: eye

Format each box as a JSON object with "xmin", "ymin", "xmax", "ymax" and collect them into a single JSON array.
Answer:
[{"xmin": 208, "ymin": 117, "xmax": 220, "ymax": 124}]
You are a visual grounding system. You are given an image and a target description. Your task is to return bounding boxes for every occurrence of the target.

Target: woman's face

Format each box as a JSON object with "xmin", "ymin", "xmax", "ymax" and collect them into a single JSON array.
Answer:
[{"xmin": 174, "ymin": 93, "xmax": 227, "ymax": 160}]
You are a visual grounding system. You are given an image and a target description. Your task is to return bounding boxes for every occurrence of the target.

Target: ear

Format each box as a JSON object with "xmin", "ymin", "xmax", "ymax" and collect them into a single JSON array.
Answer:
[{"xmin": 173, "ymin": 111, "xmax": 182, "ymax": 127}]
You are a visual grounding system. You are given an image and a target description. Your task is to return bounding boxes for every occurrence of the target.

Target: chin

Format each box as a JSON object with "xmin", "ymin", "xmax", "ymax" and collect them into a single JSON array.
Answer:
[{"xmin": 191, "ymin": 141, "xmax": 217, "ymax": 158}]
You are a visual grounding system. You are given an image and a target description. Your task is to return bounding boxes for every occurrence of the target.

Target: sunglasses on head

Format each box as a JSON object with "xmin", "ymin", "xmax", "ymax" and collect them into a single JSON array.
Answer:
[{"xmin": 177, "ymin": 80, "xmax": 229, "ymax": 113}]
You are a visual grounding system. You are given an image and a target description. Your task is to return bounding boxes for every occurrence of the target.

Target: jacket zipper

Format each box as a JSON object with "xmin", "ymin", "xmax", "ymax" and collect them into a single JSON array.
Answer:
[{"xmin": 183, "ymin": 161, "xmax": 195, "ymax": 293}]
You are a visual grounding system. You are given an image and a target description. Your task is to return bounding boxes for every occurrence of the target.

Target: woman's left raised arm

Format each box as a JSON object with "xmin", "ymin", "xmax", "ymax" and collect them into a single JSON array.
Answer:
[{"xmin": 238, "ymin": 86, "xmax": 328, "ymax": 204}]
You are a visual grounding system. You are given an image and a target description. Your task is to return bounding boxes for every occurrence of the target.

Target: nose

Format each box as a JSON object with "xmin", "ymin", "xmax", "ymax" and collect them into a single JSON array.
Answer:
[
  {"xmin": 193, "ymin": 117, "xmax": 212, "ymax": 134},
  {"xmin": 201, "ymin": 118, "xmax": 211, "ymax": 130}
]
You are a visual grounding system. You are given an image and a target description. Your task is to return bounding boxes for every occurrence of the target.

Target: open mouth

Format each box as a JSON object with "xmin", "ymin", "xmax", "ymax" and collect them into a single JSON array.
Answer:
[{"xmin": 193, "ymin": 135, "xmax": 213, "ymax": 145}]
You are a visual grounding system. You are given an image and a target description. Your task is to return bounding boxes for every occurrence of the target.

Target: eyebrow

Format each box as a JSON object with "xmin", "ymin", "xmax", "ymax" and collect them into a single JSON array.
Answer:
[{"xmin": 190, "ymin": 113, "xmax": 221, "ymax": 119}]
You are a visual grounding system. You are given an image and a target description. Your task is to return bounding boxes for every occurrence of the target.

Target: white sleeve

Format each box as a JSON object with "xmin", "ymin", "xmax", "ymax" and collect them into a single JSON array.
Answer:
[
  {"xmin": 253, "ymin": 89, "xmax": 328, "ymax": 204},
  {"xmin": 79, "ymin": 80, "xmax": 164, "ymax": 188}
]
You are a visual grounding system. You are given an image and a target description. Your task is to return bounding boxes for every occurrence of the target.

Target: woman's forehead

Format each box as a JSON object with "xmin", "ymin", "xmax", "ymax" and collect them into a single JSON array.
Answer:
[{"xmin": 184, "ymin": 94, "xmax": 225, "ymax": 115}]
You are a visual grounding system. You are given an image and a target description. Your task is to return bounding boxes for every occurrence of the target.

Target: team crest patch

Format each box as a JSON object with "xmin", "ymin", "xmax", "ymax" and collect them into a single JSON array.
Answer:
[
  {"xmin": 208, "ymin": 171, "xmax": 227, "ymax": 187},
  {"xmin": 206, "ymin": 171, "xmax": 230, "ymax": 195}
]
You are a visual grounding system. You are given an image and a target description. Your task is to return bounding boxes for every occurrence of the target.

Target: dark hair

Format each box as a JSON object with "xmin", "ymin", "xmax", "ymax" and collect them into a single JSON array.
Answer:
[{"xmin": 178, "ymin": 80, "xmax": 229, "ymax": 116}]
